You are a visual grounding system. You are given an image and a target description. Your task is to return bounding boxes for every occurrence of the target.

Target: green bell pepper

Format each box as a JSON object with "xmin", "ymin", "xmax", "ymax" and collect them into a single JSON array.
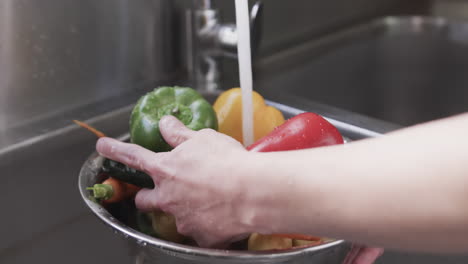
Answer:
[{"xmin": 130, "ymin": 86, "xmax": 218, "ymax": 152}]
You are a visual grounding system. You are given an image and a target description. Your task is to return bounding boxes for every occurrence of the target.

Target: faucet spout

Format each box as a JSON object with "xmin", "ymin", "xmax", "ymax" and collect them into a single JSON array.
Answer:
[{"xmin": 186, "ymin": 1, "xmax": 263, "ymax": 92}]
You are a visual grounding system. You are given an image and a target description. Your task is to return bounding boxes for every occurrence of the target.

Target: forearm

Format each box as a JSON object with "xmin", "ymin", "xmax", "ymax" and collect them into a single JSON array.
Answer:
[{"xmin": 248, "ymin": 113, "xmax": 468, "ymax": 253}]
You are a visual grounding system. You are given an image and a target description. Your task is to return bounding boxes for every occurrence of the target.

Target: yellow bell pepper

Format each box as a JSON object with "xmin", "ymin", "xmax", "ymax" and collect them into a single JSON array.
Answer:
[
  {"xmin": 248, "ymin": 233, "xmax": 293, "ymax": 251},
  {"xmin": 213, "ymin": 88, "xmax": 285, "ymax": 144}
]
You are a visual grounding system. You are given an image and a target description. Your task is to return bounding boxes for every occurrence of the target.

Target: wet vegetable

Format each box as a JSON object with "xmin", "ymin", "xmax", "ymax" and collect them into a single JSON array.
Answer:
[
  {"xmin": 130, "ymin": 86, "xmax": 218, "ymax": 152},
  {"xmin": 87, "ymin": 176, "xmax": 140, "ymax": 204},
  {"xmin": 248, "ymin": 233, "xmax": 292, "ymax": 251},
  {"xmin": 73, "ymin": 120, "xmax": 106, "ymax": 138},
  {"xmin": 73, "ymin": 120, "xmax": 151, "ymax": 198},
  {"xmin": 247, "ymin": 112, "xmax": 344, "ymax": 152},
  {"xmin": 101, "ymin": 159, "xmax": 154, "ymax": 189},
  {"xmin": 136, "ymin": 211, "xmax": 157, "ymax": 237},
  {"xmin": 292, "ymin": 239, "xmax": 323, "ymax": 248},
  {"xmin": 246, "ymin": 112, "xmax": 344, "ymax": 250},
  {"xmin": 213, "ymin": 88, "xmax": 285, "ymax": 144},
  {"xmin": 149, "ymin": 210, "xmax": 186, "ymax": 243}
]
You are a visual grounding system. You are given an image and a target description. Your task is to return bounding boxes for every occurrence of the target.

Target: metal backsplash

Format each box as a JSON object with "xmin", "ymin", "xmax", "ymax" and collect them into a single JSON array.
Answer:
[
  {"xmin": 210, "ymin": 0, "xmax": 410, "ymax": 56},
  {"xmin": 0, "ymin": 0, "xmax": 176, "ymax": 132},
  {"xmin": 0, "ymin": 0, "xmax": 413, "ymax": 149}
]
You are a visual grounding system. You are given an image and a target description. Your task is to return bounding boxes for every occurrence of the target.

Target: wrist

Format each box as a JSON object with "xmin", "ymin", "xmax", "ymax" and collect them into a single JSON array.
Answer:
[
  {"xmin": 237, "ymin": 151, "xmax": 340, "ymax": 237},
  {"xmin": 237, "ymin": 152, "xmax": 299, "ymax": 235}
]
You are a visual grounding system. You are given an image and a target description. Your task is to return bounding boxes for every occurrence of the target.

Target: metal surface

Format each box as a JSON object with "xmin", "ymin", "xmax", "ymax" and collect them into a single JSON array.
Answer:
[
  {"xmin": 0, "ymin": 0, "xmax": 177, "ymax": 148},
  {"xmin": 256, "ymin": 15, "xmax": 468, "ymax": 127},
  {"xmin": 76, "ymin": 95, "xmax": 390, "ymax": 264},
  {"xmin": 0, "ymin": 105, "xmax": 135, "ymax": 264},
  {"xmin": 210, "ymin": 0, "xmax": 413, "ymax": 57},
  {"xmin": 0, "ymin": 91, "xmax": 392, "ymax": 264},
  {"xmin": 0, "ymin": 89, "xmax": 465, "ymax": 263},
  {"xmin": 0, "ymin": 0, "xmax": 414, "ymax": 152},
  {"xmin": 186, "ymin": 2, "xmax": 263, "ymax": 91},
  {"xmin": 3, "ymin": 1, "xmax": 468, "ymax": 263},
  {"xmin": 79, "ymin": 154, "xmax": 350, "ymax": 264}
]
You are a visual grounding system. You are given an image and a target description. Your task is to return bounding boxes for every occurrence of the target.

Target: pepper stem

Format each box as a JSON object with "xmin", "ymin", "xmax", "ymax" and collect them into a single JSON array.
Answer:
[{"xmin": 87, "ymin": 184, "xmax": 114, "ymax": 200}]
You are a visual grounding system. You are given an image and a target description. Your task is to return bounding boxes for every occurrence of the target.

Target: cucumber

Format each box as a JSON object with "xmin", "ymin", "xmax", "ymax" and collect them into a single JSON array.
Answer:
[{"xmin": 101, "ymin": 159, "xmax": 154, "ymax": 189}]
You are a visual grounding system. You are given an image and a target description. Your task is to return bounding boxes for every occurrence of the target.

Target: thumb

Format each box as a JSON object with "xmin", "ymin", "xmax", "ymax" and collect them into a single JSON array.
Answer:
[
  {"xmin": 135, "ymin": 189, "xmax": 160, "ymax": 212},
  {"xmin": 159, "ymin": 115, "xmax": 196, "ymax": 147}
]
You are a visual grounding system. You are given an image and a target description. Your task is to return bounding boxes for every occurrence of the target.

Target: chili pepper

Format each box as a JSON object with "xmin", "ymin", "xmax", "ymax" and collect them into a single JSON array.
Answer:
[
  {"xmin": 130, "ymin": 86, "xmax": 218, "ymax": 152},
  {"xmin": 213, "ymin": 88, "xmax": 285, "ymax": 144},
  {"xmin": 247, "ymin": 112, "xmax": 343, "ymax": 152},
  {"xmin": 87, "ymin": 176, "xmax": 141, "ymax": 204}
]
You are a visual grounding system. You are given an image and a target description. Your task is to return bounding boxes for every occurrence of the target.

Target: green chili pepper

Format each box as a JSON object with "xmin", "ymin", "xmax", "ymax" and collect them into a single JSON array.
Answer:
[{"xmin": 130, "ymin": 86, "xmax": 218, "ymax": 152}]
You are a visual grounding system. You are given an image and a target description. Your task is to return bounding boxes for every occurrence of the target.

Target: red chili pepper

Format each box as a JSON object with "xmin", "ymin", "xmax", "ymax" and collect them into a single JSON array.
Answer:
[{"xmin": 247, "ymin": 112, "xmax": 344, "ymax": 152}]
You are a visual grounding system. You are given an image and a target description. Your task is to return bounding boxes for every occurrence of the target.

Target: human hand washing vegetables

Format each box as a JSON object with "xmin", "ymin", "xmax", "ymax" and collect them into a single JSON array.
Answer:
[{"xmin": 91, "ymin": 86, "xmax": 468, "ymax": 262}]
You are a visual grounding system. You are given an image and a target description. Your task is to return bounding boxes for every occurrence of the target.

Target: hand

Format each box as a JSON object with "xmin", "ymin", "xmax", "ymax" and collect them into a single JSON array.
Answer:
[
  {"xmin": 343, "ymin": 245, "xmax": 384, "ymax": 264},
  {"xmin": 96, "ymin": 115, "xmax": 259, "ymax": 247}
]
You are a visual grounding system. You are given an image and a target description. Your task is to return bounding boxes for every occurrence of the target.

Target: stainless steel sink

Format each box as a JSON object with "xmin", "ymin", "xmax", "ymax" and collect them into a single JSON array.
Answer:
[
  {"xmin": 255, "ymin": 16, "xmax": 468, "ymax": 127},
  {"xmin": 0, "ymin": 92, "xmax": 392, "ymax": 264}
]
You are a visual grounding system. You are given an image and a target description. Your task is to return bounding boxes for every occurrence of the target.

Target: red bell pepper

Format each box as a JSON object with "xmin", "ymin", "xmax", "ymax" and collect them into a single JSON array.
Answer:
[
  {"xmin": 246, "ymin": 112, "xmax": 343, "ymax": 249},
  {"xmin": 247, "ymin": 112, "xmax": 343, "ymax": 152}
]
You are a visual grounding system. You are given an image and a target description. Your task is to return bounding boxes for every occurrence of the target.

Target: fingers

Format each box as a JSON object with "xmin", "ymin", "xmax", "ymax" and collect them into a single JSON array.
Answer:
[
  {"xmin": 353, "ymin": 247, "xmax": 384, "ymax": 264},
  {"xmin": 159, "ymin": 115, "xmax": 196, "ymax": 148},
  {"xmin": 96, "ymin": 137, "xmax": 166, "ymax": 176},
  {"xmin": 135, "ymin": 188, "xmax": 160, "ymax": 212},
  {"xmin": 192, "ymin": 233, "xmax": 222, "ymax": 249}
]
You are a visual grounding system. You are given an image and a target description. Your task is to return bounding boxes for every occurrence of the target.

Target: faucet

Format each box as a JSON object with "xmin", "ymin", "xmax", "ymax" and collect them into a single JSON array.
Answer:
[{"xmin": 186, "ymin": 0, "xmax": 263, "ymax": 92}]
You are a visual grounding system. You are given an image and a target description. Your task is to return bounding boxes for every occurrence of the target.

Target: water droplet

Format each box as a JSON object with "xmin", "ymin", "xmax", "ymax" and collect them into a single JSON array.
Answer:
[{"xmin": 136, "ymin": 240, "xmax": 147, "ymax": 247}]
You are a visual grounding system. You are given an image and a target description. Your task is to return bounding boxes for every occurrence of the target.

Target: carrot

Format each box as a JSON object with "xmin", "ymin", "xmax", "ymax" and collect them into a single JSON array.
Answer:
[
  {"xmin": 73, "ymin": 120, "xmax": 106, "ymax": 138},
  {"xmin": 87, "ymin": 177, "xmax": 141, "ymax": 204},
  {"xmin": 74, "ymin": 120, "xmax": 140, "ymax": 203}
]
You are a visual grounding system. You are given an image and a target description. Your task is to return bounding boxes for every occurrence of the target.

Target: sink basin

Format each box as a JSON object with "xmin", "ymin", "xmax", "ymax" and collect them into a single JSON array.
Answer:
[
  {"xmin": 77, "ymin": 92, "xmax": 389, "ymax": 264},
  {"xmin": 256, "ymin": 16, "xmax": 468, "ymax": 127},
  {"xmin": 0, "ymin": 90, "xmax": 392, "ymax": 264}
]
